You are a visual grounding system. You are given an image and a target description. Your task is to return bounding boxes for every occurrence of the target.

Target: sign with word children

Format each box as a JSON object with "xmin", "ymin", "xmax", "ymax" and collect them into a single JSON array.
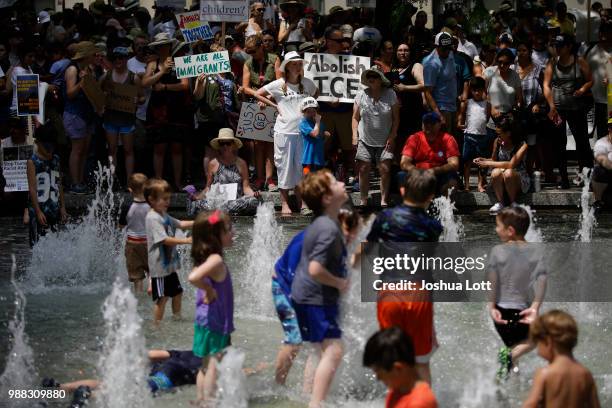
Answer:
[
  {"xmin": 174, "ymin": 51, "xmax": 231, "ymax": 79},
  {"xmin": 346, "ymin": 0, "xmax": 376, "ymax": 7},
  {"xmin": 176, "ymin": 11, "xmax": 214, "ymax": 43},
  {"xmin": 303, "ymin": 53, "xmax": 370, "ymax": 103},
  {"xmin": 2, "ymin": 145, "xmax": 34, "ymax": 192},
  {"xmin": 235, "ymin": 103, "xmax": 277, "ymax": 142},
  {"xmin": 17, "ymin": 75, "xmax": 40, "ymax": 116},
  {"xmin": 200, "ymin": 0, "xmax": 249, "ymax": 22}
]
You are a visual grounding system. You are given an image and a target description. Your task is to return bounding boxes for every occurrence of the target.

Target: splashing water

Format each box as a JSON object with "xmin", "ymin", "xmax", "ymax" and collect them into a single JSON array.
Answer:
[
  {"xmin": 23, "ymin": 162, "xmax": 124, "ymax": 292},
  {"xmin": 0, "ymin": 256, "xmax": 37, "ymax": 407},
  {"xmin": 519, "ymin": 205, "xmax": 544, "ymax": 242},
  {"xmin": 433, "ymin": 195, "xmax": 464, "ymax": 242},
  {"xmin": 216, "ymin": 347, "xmax": 248, "ymax": 408},
  {"xmin": 240, "ymin": 202, "xmax": 283, "ymax": 319},
  {"xmin": 96, "ymin": 278, "xmax": 152, "ymax": 408},
  {"xmin": 576, "ymin": 168, "xmax": 597, "ymax": 242}
]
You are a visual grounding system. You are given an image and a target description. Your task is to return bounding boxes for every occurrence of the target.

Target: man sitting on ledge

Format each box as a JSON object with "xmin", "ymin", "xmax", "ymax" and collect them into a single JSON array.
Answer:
[{"xmin": 400, "ymin": 112, "xmax": 460, "ymax": 196}]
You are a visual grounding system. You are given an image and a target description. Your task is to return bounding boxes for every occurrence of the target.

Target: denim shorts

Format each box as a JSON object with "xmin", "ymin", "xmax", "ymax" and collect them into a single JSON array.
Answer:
[
  {"xmin": 63, "ymin": 111, "xmax": 95, "ymax": 140},
  {"xmin": 103, "ymin": 122, "xmax": 136, "ymax": 134},
  {"xmin": 271, "ymin": 279, "xmax": 302, "ymax": 345},
  {"xmin": 462, "ymin": 132, "xmax": 493, "ymax": 162}
]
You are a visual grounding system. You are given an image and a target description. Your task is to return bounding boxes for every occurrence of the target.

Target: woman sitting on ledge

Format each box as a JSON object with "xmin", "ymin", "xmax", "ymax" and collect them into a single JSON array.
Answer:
[{"xmin": 186, "ymin": 128, "xmax": 260, "ymax": 216}]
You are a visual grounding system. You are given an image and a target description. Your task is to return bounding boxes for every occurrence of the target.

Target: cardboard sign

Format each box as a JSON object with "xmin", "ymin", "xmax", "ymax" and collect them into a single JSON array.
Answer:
[
  {"xmin": 2, "ymin": 145, "xmax": 34, "ymax": 192},
  {"xmin": 106, "ymin": 82, "xmax": 138, "ymax": 114},
  {"xmin": 235, "ymin": 103, "xmax": 277, "ymax": 142},
  {"xmin": 176, "ymin": 11, "xmax": 214, "ymax": 43},
  {"xmin": 17, "ymin": 75, "xmax": 40, "ymax": 116},
  {"xmin": 303, "ymin": 53, "xmax": 370, "ymax": 103},
  {"xmin": 200, "ymin": 0, "xmax": 249, "ymax": 23},
  {"xmin": 156, "ymin": 0, "xmax": 185, "ymax": 11},
  {"xmin": 174, "ymin": 51, "xmax": 231, "ymax": 79},
  {"xmin": 346, "ymin": 0, "xmax": 376, "ymax": 7},
  {"xmin": 81, "ymin": 74, "xmax": 105, "ymax": 114}
]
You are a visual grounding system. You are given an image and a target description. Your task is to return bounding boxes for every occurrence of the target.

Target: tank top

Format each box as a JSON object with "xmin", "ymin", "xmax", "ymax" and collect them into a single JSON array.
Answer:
[
  {"xmin": 390, "ymin": 63, "xmax": 423, "ymax": 133},
  {"xmin": 29, "ymin": 153, "xmax": 61, "ymax": 219},
  {"xmin": 63, "ymin": 63, "xmax": 95, "ymax": 120},
  {"xmin": 101, "ymin": 70, "xmax": 137, "ymax": 127},
  {"xmin": 245, "ymin": 53, "xmax": 277, "ymax": 90},
  {"xmin": 552, "ymin": 57, "xmax": 583, "ymax": 111},
  {"xmin": 194, "ymin": 265, "xmax": 234, "ymax": 335},
  {"xmin": 212, "ymin": 161, "xmax": 244, "ymax": 197}
]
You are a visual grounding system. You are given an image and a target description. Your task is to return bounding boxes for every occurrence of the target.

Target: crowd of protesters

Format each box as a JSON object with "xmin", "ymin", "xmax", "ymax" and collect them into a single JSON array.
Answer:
[{"xmin": 0, "ymin": 0, "xmax": 611, "ymax": 214}]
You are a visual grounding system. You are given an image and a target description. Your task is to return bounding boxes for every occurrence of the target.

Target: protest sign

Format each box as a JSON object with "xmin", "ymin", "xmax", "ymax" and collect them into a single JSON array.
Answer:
[
  {"xmin": 17, "ymin": 75, "xmax": 40, "ymax": 116},
  {"xmin": 1, "ymin": 145, "xmax": 34, "ymax": 192},
  {"xmin": 213, "ymin": 183, "xmax": 238, "ymax": 201},
  {"xmin": 201, "ymin": 0, "xmax": 249, "ymax": 22},
  {"xmin": 235, "ymin": 103, "xmax": 277, "ymax": 142},
  {"xmin": 156, "ymin": 0, "xmax": 185, "ymax": 11},
  {"xmin": 346, "ymin": 0, "xmax": 376, "ymax": 7},
  {"xmin": 105, "ymin": 82, "xmax": 138, "ymax": 114},
  {"xmin": 81, "ymin": 74, "xmax": 105, "ymax": 114},
  {"xmin": 176, "ymin": 11, "xmax": 214, "ymax": 42},
  {"xmin": 303, "ymin": 53, "xmax": 370, "ymax": 103},
  {"xmin": 174, "ymin": 51, "xmax": 231, "ymax": 79}
]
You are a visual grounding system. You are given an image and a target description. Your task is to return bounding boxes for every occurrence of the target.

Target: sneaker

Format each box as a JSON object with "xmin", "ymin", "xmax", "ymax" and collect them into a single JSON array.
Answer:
[
  {"xmin": 496, "ymin": 346, "xmax": 513, "ymax": 381},
  {"xmin": 70, "ymin": 385, "xmax": 91, "ymax": 407},
  {"xmin": 300, "ymin": 207, "xmax": 313, "ymax": 216},
  {"xmin": 41, "ymin": 377, "xmax": 60, "ymax": 388},
  {"xmin": 489, "ymin": 202, "xmax": 504, "ymax": 214},
  {"xmin": 71, "ymin": 183, "xmax": 88, "ymax": 195},
  {"xmin": 266, "ymin": 178, "xmax": 279, "ymax": 192}
]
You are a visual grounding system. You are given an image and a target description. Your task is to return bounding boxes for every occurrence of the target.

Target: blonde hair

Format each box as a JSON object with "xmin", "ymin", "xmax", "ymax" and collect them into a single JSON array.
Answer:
[
  {"xmin": 144, "ymin": 178, "xmax": 171, "ymax": 203},
  {"xmin": 128, "ymin": 173, "xmax": 148, "ymax": 195},
  {"xmin": 245, "ymin": 34, "xmax": 263, "ymax": 49},
  {"xmin": 529, "ymin": 310, "xmax": 578, "ymax": 353}
]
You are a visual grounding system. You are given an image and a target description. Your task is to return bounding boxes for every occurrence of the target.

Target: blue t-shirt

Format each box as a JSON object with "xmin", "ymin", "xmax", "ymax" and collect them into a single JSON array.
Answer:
[
  {"xmin": 300, "ymin": 117, "xmax": 326, "ymax": 166},
  {"xmin": 422, "ymin": 50, "xmax": 458, "ymax": 113},
  {"xmin": 274, "ymin": 230, "xmax": 305, "ymax": 297}
]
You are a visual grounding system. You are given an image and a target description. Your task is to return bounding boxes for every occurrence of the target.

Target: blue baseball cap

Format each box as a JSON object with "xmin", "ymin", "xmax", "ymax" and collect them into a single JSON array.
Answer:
[{"xmin": 422, "ymin": 112, "xmax": 442, "ymax": 124}]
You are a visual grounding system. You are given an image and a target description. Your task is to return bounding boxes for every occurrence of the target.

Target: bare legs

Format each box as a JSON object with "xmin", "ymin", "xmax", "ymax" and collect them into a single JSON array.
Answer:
[
  {"xmin": 490, "ymin": 168, "xmax": 522, "ymax": 204},
  {"xmin": 308, "ymin": 339, "xmax": 343, "ymax": 408},
  {"xmin": 154, "ymin": 142, "xmax": 183, "ymax": 188},
  {"xmin": 105, "ymin": 132, "xmax": 135, "ymax": 181},
  {"xmin": 153, "ymin": 294, "xmax": 182, "ymax": 323},
  {"xmin": 274, "ymin": 344, "xmax": 300, "ymax": 385},
  {"xmin": 357, "ymin": 160, "xmax": 392, "ymax": 206},
  {"xmin": 69, "ymin": 135, "xmax": 91, "ymax": 186}
]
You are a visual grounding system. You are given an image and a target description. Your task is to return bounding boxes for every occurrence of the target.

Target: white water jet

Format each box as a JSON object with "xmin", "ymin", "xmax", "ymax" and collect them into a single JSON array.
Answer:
[
  {"xmin": 519, "ymin": 204, "xmax": 544, "ymax": 242},
  {"xmin": 216, "ymin": 347, "xmax": 248, "ymax": 408},
  {"xmin": 576, "ymin": 168, "xmax": 597, "ymax": 242},
  {"xmin": 433, "ymin": 195, "xmax": 464, "ymax": 242},
  {"xmin": 240, "ymin": 202, "xmax": 283, "ymax": 318},
  {"xmin": 0, "ymin": 256, "xmax": 37, "ymax": 407},
  {"xmin": 96, "ymin": 278, "xmax": 151, "ymax": 408}
]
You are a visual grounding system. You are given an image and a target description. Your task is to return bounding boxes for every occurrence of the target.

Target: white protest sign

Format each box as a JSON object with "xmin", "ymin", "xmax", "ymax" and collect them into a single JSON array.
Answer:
[
  {"xmin": 235, "ymin": 103, "xmax": 277, "ymax": 142},
  {"xmin": 2, "ymin": 160, "xmax": 28, "ymax": 191},
  {"xmin": 176, "ymin": 11, "xmax": 214, "ymax": 43},
  {"xmin": 200, "ymin": 0, "xmax": 249, "ymax": 23},
  {"xmin": 346, "ymin": 0, "xmax": 376, "ymax": 7},
  {"xmin": 303, "ymin": 53, "xmax": 370, "ymax": 103},
  {"xmin": 173, "ymin": 51, "xmax": 231, "ymax": 79}
]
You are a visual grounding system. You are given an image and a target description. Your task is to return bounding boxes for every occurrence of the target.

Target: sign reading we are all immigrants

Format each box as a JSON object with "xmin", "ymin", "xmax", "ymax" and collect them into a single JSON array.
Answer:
[{"xmin": 173, "ymin": 51, "xmax": 230, "ymax": 79}]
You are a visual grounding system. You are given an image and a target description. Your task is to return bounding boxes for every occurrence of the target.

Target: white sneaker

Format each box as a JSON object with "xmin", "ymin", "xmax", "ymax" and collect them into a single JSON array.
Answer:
[{"xmin": 489, "ymin": 202, "xmax": 505, "ymax": 214}]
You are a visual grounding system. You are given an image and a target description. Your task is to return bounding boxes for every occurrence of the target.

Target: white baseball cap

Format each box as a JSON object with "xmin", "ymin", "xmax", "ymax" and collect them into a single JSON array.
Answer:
[
  {"xmin": 38, "ymin": 11, "xmax": 51, "ymax": 24},
  {"xmin": 300, "ymin": 97, "xmax": 318, "ymax": 112}
]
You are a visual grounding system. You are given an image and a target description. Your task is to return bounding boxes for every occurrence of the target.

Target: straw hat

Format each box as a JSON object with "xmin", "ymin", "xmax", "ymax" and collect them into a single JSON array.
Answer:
[
  {"xmin": 210, "ymin": 128, "xmax": 243, "ymax": 150},
  {"xmin": 280, "ymin": 51, "xmax": 304, "ymax": 72},
  {"xmin": 149, "ymin": 32, "xmax": 178, "ymax": 48},
  {"xmin": 360, "ymin": 66, "xmax": 391, "ymax": 88},
  {"xmin": 72, "ymin": 41, "xmax": 101, "ymax": 60}
]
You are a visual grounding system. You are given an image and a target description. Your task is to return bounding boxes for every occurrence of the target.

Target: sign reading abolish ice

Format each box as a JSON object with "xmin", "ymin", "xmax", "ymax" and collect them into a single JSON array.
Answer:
[
  {"xmin": 174, "ymin": 51, "xmax": 231, "ymax": 79},
  {"xmin": 303, "ymin": 53, "xmax": 370, "ymax": 103},
  {"xmin": 176, "ymin": 11, "xmax": 214, "ymax": 43},
  {"xmin": 200, "ymin": 0, "xmax": 249, "ymax": 22},
  {"xmin": 236, "ymin": 103, "xmax": 277, "ymax": 142}
]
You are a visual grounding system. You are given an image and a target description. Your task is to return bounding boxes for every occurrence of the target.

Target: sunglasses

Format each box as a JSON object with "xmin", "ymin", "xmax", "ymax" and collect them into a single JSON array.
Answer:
[
  {"xmin": 256, "ymin": 8, "xmax": 265, "ymax": 12},
  {"xmin": 219, "ymin": 141, "xmax": 234, "ymax": 147}
]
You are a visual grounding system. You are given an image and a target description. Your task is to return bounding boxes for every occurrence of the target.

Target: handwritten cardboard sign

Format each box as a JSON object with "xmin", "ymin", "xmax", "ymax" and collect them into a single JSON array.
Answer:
[
  {"xmin": 17, "ymin": 74, "xmax": 40, "ymax": 116},
  {"xmin": 303, "ymin": 53, "xmax": 370, "ymax": 103},
  {"xmin": 200, "ymin": 0, "xmax": 249, "ymax": 23},
  {"xmin": 106, "ymin": 82, "xmax": 138, "ymax": 114},
  {"xmin": 81, "ymin": 74, "xmax": 105, "ymax": 114},
  {"xmin": 2, "ymin": 145, "xmax": 33, "ymax": 192},
  {"xmin": 174, "ymin": 51, "xmax": 231, "ymax": 79},
  {"xmin": 235, "ymin": 103, "xmax": 277, "ymax": 142},
  {"xmin": 176, "ymin": 11, "xmax": 214, "ymax": 43}
]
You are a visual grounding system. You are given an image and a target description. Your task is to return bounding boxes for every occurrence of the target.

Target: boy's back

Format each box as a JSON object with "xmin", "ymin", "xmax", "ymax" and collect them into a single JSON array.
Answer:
[
  {"xmin": 367, "ymin": 204, "xmax": 442, "ymax": 243},
  {"xmin": 540, "ymin": 357, "xmax": 600, "ymax": 408},
  {"xmin": 125, "ymin": 200, "xmax": 151, "ymax": 241}
]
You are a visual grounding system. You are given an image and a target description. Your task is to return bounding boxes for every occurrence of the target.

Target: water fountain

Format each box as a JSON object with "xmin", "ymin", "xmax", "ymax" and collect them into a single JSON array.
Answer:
[
  {"xmin": 97, "ymin": 278, "xmax": 152, "ymax": 407},
  {"xmin": 217, "ymin": 347, "xmax": 248, "ymax": 408},
  {"xmin": 433, "ymin": 195, "xmax": 464, "ymax": 242},
  {"xmin": 519, "ymin": 205, "xmax": 544, "ymax": 242},
  {"xmin": 576, "ymin": 168, "xmax": 597, "ymax": 242}
]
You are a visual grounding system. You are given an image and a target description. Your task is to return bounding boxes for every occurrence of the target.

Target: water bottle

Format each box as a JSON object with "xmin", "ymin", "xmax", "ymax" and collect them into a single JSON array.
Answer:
[{"xmin": 533, "ymin": 171, "xmax": 541, "ymax": 193}]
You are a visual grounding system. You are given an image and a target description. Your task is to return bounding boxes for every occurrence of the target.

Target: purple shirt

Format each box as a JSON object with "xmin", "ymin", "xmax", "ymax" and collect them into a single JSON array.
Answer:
[{"xmin": 194, "ymin": 266, "xmax": 234, "ymax": 335}]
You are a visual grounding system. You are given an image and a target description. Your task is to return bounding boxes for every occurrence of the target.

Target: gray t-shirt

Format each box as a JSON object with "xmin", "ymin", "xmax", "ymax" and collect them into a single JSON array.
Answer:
[
  {"xmin": 146, "ymin": 210, "xmax": 181, "ymax": 278},
  {"xmin": 356, "ymin": 87, "xmax": 398, "ymax": 147},
  {"xmin": 487, "ymin": 243, "xmax": 547, "ymax": 310},
  {"xmin": 291, "ymin": 215, "xmax": 347, "ymax": 306},
  {"xmin": 484, "ymin": 66, "xmax": 521, "ymax": 129}
]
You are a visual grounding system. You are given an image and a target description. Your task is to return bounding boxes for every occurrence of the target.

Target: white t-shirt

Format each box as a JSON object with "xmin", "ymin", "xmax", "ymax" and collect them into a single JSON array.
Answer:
[
  {"xmin": 263, "ymin": 77, "xmax": 317, "ymax": 135},
  {"xmin": 127, "ymin": 57, "xmax": 151, "ymax": 121},
  {"xmin": 10, "ymin": 66, "xmax": 34, "ymax": 113},
  {"xmin": 484, "ymin": 66, "xmax": 521, "ymax": 129},
  {"xmin": 458, "ymin": 40, "xmax": 479, "ymax": 60},
  {"xmin": 594, "ymin": 136, "xmax": 612, "ymax": 161},
  {"xmin": 585, "ymin": 44, "xmax": 610, "ymax": 104},
  {"xmin": 465, "ymin": 99, "xmax": 488, "ymax": 135},
  {"xmin": 353, "ymin": 26, "xmax": 382, "ymax": 48}
]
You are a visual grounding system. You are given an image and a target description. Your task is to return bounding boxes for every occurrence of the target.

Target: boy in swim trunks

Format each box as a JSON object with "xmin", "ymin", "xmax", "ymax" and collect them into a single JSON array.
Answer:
[
  {"xmin": 364, "ymin": 327, "xmax": 438, "ymax": 408},
  {"xmin": 487, "ymin": 207, "xmax": 547, "ymax": 380},
  {"xmin": 367, "ymin": 169, "xmax": 442, "ymax": 384}
]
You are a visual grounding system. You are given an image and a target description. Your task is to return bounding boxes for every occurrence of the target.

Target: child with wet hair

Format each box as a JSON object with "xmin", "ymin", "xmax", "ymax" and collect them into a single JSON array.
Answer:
[{"xmin": 522, "ymin": 310, "xmax": 600, "ymax": 408}]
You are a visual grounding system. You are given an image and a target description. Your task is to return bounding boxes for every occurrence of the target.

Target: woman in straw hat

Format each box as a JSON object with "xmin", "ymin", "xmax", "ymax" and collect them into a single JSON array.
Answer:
[
  {"xmin": 142, "ymin": 33, "xmax": 190, "ymax": 189},
  {"xmin": 255, "ymin": 51, "xmax": 319, "ymax": 214},
  {"xmin": 187, "ymin": 128, "xmax": 260, "ymax": 216},
  {"xmin": 63, "ymin": 41, "xmax": 100, "ymax": 194}
]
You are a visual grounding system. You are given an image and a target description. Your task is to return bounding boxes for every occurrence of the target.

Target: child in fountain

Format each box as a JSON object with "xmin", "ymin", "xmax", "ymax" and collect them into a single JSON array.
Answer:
[
  {"xmin": 26, "ymin": 122, "xmax": 67, "ymax": 247},
  {"xmin": 188, "ymin": 210, "xmax": 234, "ymax": 402},
  {"xmin": 145, "ymin": 179, "xmax": 193, "ymax": 323},
  {"xmin": 363, "ymin": 327, "xmax": 438, "ymax": 408},
  {"xmin": 522, "ymin": 310, "xmax": 600, "ymax": 408},
  {"xmin": 367, "ymin": 169, "xmax": 442, "ymax": 385},
  {"xmin": 119, "ymin": 173, "xmax": 150, "ymax": 294},
  {"xmin": 291, "ymin": 169, "xmax": 349, "ymax": 408},
  {"xmin": 488, "ymin": 206, "xmax": 547, "ymax": 380}
]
